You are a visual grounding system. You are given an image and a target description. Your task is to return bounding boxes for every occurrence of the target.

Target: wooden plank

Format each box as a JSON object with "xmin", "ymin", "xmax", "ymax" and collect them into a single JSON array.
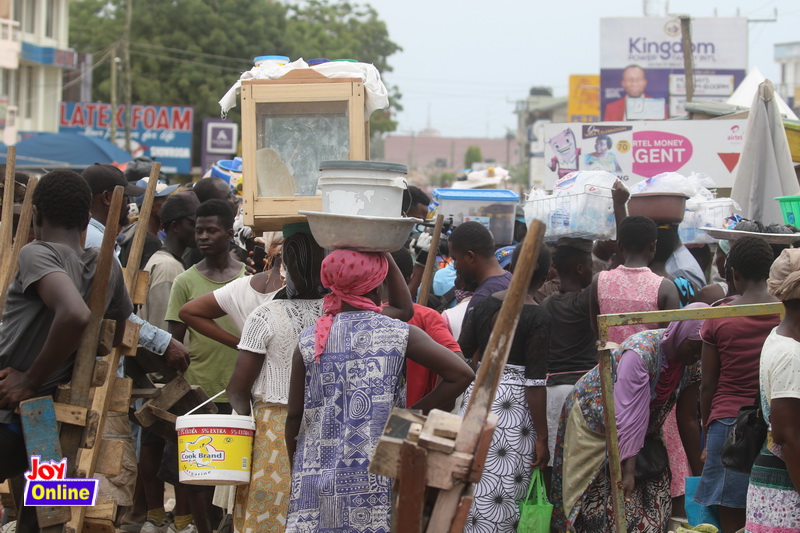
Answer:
[
  {"xmin": 108, "ymin": 377, "xmax": 133, "ymax": 413},
  {"xmin": 249, "ymin": 82, "xmax": 355, "ymax": 102},
  {"xmin": 447, "ymin": 490, "xmax": 475, "ymax": 533},
  {"xmin": 85, "ymin": 498, "xmax": 117, "ymax": 521},
  {"xmin": 119, "ymin": 320, "xmax": 141, "ymax": 357},
  {"xmin": 396, "ymin": 441, "xmax": 427, "ymax": 533},
  {"xmin": 149, "ymin": 376, "xmax": 192, "ymax": 409},
  {"xmin": 82, "ymin": 409, "xmax": 100, "ymax": 449},
  {"xmin": 96, "ymin": 319, "xmax": 117, "ymax": 357},
  {"xmin": 93, "ymin": 439, "xmax": 124, "ymax": 476},
  {"xmin": 416, "ymin": 214, "xmax": 444, "ymax": 307},
  {"xmin": 124, "ymin": 165, "xmax": 159, "ymax": 288},
  {"xmin": 424, "ymin": 451, "xmax": 473, "ymax": 490},
  {"xmin": 146, "ymin": 404, "xmax": 178, "ymax": 424},
  {"xmin": 82, "ymin": 517, "xmax": 116, "ymax": 533},
  {"xmin": 0, "ymin": 145, "xmax": 17, "ymax": 284},
  {"xmin": 61, "ymin": 185, "xmax": 126, "ymax": 474},
  {"xmin": 130, "ymin": 388, "xmax": 161, "ymax": 399},
  {"xmin": 131, "ymin": 269, "xmax": 150, "ymax": 306},
  {"xmin": 425, "ymin": 483, "xmax": 466, "ymax": 533},
  {"xmin": 599, "ymin": 301, "xmax": 783, "ymax": 328},
  {"xmin": 53, "ymin": 403, "xmax": 88, "ymax": 427},
  {"xmin": 91, "ymin": 360, "xmax": 108, "ymax": 387},
  {"xmin": 55, "ymin": 384, "xmax": 71, "ymax": 404},
  {"xmin": 468, "ymin": 414, "xmax": 497, "ymax": 483},
  {"xmin": 0, "ymin": 174, "xmax": 37, "ymax": 315},
  {"xmin": 0, "ymin": 480, "xmax": 15, "ymax": 520},
  {"xmin": 19, "ymin": 397, "xmax": 72, "ymax": 527}
]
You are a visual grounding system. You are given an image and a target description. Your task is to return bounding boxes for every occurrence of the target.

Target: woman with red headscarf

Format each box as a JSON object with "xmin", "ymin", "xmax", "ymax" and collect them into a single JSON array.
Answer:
[{"xmin": 284, "ymin": 250, "xmax": 474, "ymax": 533}]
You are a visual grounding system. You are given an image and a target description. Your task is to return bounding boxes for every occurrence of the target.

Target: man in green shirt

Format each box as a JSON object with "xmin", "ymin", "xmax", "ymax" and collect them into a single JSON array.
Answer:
[{"xmin": 164, "ymin": 199, "xmax": 245, "ymax": 533}]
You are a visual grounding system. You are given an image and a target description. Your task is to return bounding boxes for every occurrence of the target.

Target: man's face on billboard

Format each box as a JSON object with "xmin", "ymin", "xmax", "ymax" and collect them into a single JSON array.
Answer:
[{"xmin": 621, "ymin": 67, "xmax": 647, "ymax": 98}]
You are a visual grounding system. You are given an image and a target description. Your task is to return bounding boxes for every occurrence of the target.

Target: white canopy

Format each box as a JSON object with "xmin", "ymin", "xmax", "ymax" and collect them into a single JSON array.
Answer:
[{"xmin": 727, "ymin": 67, "xmax": 799, "ymax": 121}]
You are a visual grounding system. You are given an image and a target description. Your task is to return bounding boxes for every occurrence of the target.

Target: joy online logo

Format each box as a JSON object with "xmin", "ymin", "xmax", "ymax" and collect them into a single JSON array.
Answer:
[
  {"xmin": 180, "ymin": 435, "xmax": 226, "ymax": 469},
  {"xmin": 23, "ymin": 456, "xmax": 98, "ymax": 507}
]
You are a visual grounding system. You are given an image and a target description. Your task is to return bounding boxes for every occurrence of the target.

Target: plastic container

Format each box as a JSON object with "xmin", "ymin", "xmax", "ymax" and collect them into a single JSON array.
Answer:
[
  {"xmin": 627, "ymin": 193, "xmax": 689, "ymax": 224},
  {"xmin": 776, "ymin": 195, "xmax": 800, "ymax": 225},
  {"xmin": 433, "ymin": 188, "xmax": 520, "ymax": 246},
  {"xmin": 253, "ymin": 55, "xmax": 289, "ymax": 67},
  {"xmin": 525, "ymin": 185, "xmax": 616, "ymax": 241},
  {"xmin": 307, "ymin": 58, "xmax": 331, "ymax": 66},
  {"xmin": 318, "ymin": 161, "xmax": 408, "ymax": 217},
  {"xmin": 678, "ymin": 198, "xmax": 740, "ymax": 244},
  {"xmin": 176, "ymin": 413, "xmax": 255, "ymax": 485},
  {"xmin": 333, "ymin": 58, "xmax": 358, "ymax": 62}
]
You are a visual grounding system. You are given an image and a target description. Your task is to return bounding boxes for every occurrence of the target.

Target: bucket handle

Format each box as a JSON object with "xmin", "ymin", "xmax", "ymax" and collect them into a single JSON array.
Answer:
[
  {"xmin": 184, "ymin": 390, "xmax": 255, "ymax": 417},
  {"xmin": 185, "ymin": 390, "xmax": 226, "ymax": 416}
]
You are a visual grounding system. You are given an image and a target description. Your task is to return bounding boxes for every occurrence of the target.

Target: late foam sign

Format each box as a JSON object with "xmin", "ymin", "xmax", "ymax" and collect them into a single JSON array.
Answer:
[{"xmin": 23, "ymin": 456, "xmax": 98, "ymax": 506}]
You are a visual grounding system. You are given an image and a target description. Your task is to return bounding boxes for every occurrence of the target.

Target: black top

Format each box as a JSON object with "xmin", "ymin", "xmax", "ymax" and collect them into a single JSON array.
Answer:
[
  {"xmin": 458, "ymin": 295, "xmax": 550, "ymax": 384},
  {"xmin": 540, "ymin": 287, "xmax": 598, "ymax": 386}
]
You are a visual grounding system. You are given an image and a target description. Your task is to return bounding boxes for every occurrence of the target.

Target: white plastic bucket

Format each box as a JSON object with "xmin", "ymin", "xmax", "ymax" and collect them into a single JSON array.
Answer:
[
  {"xmin": 318, "ymin": 161, "xmax": 408, "ymax": 217},
  {"xmin": 175, "ymin": 393, "xmax": 255, "ymax": 486}
]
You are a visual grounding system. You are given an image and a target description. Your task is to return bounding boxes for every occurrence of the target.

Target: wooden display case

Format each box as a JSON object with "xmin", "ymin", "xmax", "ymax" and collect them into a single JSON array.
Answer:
[{"xmin": 240, "ymin": 69, "xmax": 370, "ymax": 231}]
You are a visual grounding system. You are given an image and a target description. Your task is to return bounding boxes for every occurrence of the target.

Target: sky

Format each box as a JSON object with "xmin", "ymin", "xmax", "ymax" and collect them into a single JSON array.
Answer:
[{"xmin": 363, "ymin": 0, "xmax": 800, "ymax": 139}]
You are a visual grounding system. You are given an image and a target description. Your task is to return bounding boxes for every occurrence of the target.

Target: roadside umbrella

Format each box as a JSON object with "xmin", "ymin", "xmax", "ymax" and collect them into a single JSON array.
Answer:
[{"xmin": 730, "ymin": 79, "xmax": 799, "ymax": 226}]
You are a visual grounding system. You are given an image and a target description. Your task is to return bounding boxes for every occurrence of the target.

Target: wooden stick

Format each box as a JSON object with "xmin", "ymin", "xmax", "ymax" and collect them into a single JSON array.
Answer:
[
  {"xmin": 0, "ymin": 146, "xmax": 16, "ymax": 274},
  {"xmin": 396, "ymin": 440, "xmax": 428, "ymax": 533},
  {"xmin": 60, "ymin": 185, "xmax": 126, "ymax": 474},
  {"xmin": 0, "ymin": 176, "xmax": 37, "ymax": 315},
  {"xmin": 426, "ymin": 220, "xmax": 546, "ymax": 531},
  {"xmin": 416, "ymin": 214, "xmax": 444, "ymax": 307},
  {"xmin": 124, "ymin": 162, "xmax": 159, "ymax": 286}
]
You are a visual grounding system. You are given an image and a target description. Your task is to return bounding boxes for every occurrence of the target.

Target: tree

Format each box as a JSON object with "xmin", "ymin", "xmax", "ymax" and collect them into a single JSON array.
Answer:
[
  {"xmin": 464, "ymin": 145, "xmax": 483, "ymax": 169},
  {"xmin": 68, "ymin": 0, "xmax": 402, "ymax": 167}
]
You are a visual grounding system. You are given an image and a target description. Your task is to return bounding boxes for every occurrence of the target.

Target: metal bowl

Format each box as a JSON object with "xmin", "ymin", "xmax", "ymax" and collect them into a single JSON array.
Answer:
[{"xmin": 299, "ymin": 211, "xmax": 422, "ymax": 252}]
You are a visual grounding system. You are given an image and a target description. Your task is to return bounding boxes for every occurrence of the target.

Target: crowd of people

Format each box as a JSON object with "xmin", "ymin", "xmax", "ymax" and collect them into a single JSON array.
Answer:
[{"xmin": 0, "ymin": 167, "xmax": 798, "ymax": 533}]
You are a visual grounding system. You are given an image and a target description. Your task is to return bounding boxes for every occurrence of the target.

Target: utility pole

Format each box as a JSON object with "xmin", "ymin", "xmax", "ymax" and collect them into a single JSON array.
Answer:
[
  {"xmin": 679, "ymin": 15, "xmax": 695, "ymax": 118},
  {"xmin": 122, "ymin": 0, "xmax": 133, "ymax": 153},
  {"xmin": 110, "ymin": 53, "xmax": 120, "ymax": 144}
]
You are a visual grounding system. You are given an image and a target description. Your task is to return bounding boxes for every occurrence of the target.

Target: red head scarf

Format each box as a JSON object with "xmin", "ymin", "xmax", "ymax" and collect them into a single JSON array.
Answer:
[{"xmin": 314, "ymin": 250, "xmax": 389, "ymax": 361}]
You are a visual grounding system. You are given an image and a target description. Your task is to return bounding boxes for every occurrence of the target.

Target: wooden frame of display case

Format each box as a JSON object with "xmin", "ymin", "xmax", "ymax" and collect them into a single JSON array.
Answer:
[{"xmin": 240, "ymin": 69, "xmax": 370, "ymax": 231}]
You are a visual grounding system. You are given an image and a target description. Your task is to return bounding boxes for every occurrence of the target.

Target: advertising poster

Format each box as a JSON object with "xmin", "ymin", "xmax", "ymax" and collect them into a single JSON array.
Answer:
[
  {"xmin": 59, "ymin": 102, "xmax": 194, "ymax": 174},
  {"xmin": 568, "ymin": 75, "xmax": 600, "ymax": 123},
  {"xmin": 600, "ymin": 17, "xmax": 747, "ymax": 120},
  {"xmin": 542, "ymin": 120, "xmax": 747, "ymax": 189}
]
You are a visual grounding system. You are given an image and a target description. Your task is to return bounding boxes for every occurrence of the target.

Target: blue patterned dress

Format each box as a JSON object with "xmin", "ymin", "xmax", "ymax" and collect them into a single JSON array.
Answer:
[{"xmin": 286, "ymin": 311, "xmax": 408, "ymax": 533}]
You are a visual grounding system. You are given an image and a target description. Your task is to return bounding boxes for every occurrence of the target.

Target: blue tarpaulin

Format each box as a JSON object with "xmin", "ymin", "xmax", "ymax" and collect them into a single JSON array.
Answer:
[{"xmin": 0, "ymin": 133, "xmax": 132, "ymax": 169}]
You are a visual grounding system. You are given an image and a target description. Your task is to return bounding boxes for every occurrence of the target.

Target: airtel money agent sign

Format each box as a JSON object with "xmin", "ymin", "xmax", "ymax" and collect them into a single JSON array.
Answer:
[
  {"xmin": 600, "ymin": 17, "xmax": 747, "ymax": 120},
  {"xmin": 59, "ymin": 102, "xmax": 193, "ymax": 174},
  {"xmin": 541, "ymin": 120, "xmax": 747, "ymax": 190}
]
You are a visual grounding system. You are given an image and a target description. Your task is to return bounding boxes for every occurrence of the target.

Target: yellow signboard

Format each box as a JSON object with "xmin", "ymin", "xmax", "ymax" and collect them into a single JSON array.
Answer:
[{"xmin": 568, "ymin": 75, "xmax": 600, "ymax": 123}]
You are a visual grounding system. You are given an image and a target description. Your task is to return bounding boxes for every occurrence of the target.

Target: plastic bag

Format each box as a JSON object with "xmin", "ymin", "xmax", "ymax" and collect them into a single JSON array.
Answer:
[
  {"xmin": 517, "ymin": 468, "xmax": 552, "ymax": 533},
  {"xmin": 524, "ymin": 185, "xmax": 616, "ymax": 241},
  {"xmin": 552, "ymin": 170, "xmax": 618, "ymax": 197},
  {"xmin": 684, "ymin": 476, "xmax": 720, "ymax": 529}
]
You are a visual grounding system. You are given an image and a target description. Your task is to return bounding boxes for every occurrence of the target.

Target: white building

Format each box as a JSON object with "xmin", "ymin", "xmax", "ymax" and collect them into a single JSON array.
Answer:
[
  {"xmin": 0, "ymin": 0, "xmax": 73, "ymax": 144},
  {"xmin": 775, "ymin": 41, "xmax": 800, "ymax": 110}
]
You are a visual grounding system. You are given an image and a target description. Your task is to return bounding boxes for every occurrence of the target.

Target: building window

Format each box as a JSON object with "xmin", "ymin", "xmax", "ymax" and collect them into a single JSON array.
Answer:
[
  {"xmin": 45, "ymin": 0, "xmax": 55, "ymax": 38},
  {"xmin": 13, "ymin": 0, "xmax": 21, "ymax": 23},
  {"xmin": 24, "ymin": 0, "xmax": 34, "ymax": 33}
]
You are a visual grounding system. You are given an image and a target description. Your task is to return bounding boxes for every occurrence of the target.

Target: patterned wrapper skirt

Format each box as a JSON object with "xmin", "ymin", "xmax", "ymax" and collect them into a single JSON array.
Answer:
[
  {"xmin": 234, "ymin": 402, "xmax": 292, "ymax": 533},
  {"xmin": 745, "ymin": 442, "xmax": 800, "ymax": 533},
  {"xmin": 460, "ymin": 365, "xmax": 538, "ymax": 533}
]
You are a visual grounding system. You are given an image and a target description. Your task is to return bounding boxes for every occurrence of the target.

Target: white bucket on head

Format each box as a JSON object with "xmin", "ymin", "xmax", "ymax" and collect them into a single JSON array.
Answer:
[
  {"xmin": 318, "ymin": 161, "xmax": 408, "ymax": 217},
  {"xmin": 176, "ymin": 402, "xmax": 255, "ymax": 485}
]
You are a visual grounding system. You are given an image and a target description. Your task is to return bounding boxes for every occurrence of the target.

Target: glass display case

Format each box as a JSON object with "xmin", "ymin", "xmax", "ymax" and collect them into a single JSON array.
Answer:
[{"xmin": 240, "ymin": 69, "xmax": 369, "ymax": 230}]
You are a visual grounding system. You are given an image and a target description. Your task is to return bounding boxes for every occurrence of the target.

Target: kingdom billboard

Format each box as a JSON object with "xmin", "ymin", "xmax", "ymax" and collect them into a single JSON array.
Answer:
[{"xmin": 600, "ymin": 17, "xmax": 748, "ymax": 120}]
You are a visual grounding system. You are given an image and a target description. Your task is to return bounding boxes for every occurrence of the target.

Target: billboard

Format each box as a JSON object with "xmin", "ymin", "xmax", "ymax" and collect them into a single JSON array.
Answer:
[
  {"xmin": 600, "ymin": 17, "xmax": 747, "ymax": 120},
  {"xmin": 542, "ymin": 120, "xmax": 747, "ymax": 189},
  {"xmin": 568, "ymin": 75, "xmax": 600, "ymax": 123},
  {"xmin": 59, "ymin": 103, "xmax": 193, "ymax": 174}
]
